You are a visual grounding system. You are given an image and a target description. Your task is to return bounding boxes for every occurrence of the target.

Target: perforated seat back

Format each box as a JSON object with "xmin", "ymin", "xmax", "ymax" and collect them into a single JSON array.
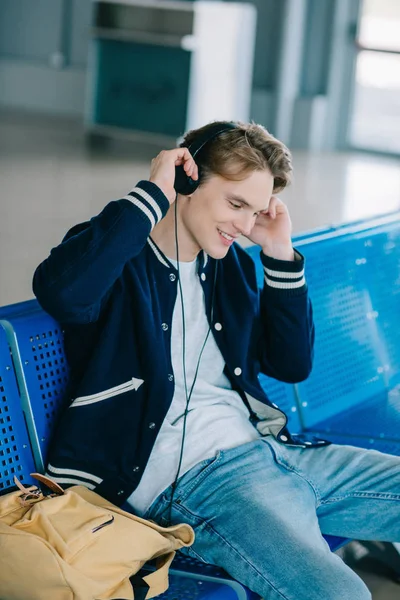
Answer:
[
  {"xmin": 362, "ymin": 221, "xmax": 400, "ymax": 388},
  {"xmin": 295, "ymin": 226, "xmax": 391, "ymax": 428},
  {"xmin": 0, "ymin": 324, "xmax": 35, "ymax": 491},
  {"xmin": 0, "ymin": 301, "xmax": 69, "ymax": 472}
]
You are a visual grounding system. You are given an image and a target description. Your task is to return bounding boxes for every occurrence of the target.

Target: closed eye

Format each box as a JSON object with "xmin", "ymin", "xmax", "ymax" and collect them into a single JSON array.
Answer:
[
  {"xmin": 229, "ymin": 200, "xmax": 242, "ymax": 210},
  {"xmin": 229, "ymin": 200, "xmax": 261, "ymax": 217}
]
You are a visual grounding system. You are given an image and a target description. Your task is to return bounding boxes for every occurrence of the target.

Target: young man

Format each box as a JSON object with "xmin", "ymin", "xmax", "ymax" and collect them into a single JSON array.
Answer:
[{"xmin": 33, "ymin": 122, "xmax": 399, "ymax": 600}]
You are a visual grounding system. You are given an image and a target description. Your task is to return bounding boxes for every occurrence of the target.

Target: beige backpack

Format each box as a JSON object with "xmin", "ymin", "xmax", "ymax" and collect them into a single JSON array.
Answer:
[{"xmin": 0, "ymin": 474, "xmax": 194, "ymax": 600}]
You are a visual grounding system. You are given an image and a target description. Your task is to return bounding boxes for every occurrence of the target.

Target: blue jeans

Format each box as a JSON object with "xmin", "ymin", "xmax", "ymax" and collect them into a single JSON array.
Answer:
[{"xmin": 143, "ymin": 436, "xmax": 400, "ymax": 600}]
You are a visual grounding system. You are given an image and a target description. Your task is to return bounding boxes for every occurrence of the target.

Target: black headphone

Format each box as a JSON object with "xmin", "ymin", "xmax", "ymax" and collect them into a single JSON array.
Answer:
[{"xmin": 174, "ymin": 121, "xmax": 238, "ymax": 196}]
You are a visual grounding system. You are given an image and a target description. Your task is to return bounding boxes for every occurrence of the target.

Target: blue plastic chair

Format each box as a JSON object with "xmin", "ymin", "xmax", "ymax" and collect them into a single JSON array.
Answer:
[
  {"xmin": 0, "ymin": 323, "xmax": 36, "ymax": 492},
  {"xmin": 293, "ymin": 214, "xmax": 400, "ymax": 448},
  {"xmin": 363, "ymin": 218, "xmax": 400, "ymax": 388},
  {"xmin": 295, "ymin": 228, "xmax": 386, "ymax": 427},
  {"xmin": 0, "ymin": 299, "xmax": 68, "ymax": 472},
  {"xmin": 308, "ymin": 432, "xmax": 400, "ymax": 456}
]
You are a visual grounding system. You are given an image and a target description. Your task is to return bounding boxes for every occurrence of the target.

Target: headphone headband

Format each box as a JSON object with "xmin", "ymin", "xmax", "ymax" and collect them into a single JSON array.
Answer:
[{"xmin": 174, "ymin": 121, "xmax": 238, "ymax": 196}]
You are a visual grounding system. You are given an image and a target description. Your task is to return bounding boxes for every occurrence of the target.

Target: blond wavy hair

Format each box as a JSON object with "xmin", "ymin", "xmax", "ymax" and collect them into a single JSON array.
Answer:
[{"xmin": 181, "ymin": 121, "xmax": 292, "ymax": 193}]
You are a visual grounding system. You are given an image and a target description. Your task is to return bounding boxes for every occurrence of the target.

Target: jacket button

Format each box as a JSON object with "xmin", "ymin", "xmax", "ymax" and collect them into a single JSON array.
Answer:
[
  {"xmin": 117, "ymin": 490, "xmax": 125, "ymax": 495},
  {"xmin": 169, "ymin": 273, "xmax": 176, "ymax": 282},
  {"xmin": 234, "ymin": 367, "xmax": 242, "ymax": 376},
  {"xmin": 200, "ymin": 273, "xmax": 206, "ymax": 281},
  {"xmin": 280, "ymin": 435, "xmax": 288, "ymax": 442},
  {"xmin": 149, "ymin": 422, "xmax": 156, "ymax": 429},
  {"xmin": 161, "ymin": 323, "xmax": 168, "ymax": 331},
  {"xmin": 214, "ymin": 323, "xmax": 222, "ymax": 331},
  {"xmin": 168, "ymin": 374, "xmax": 174, "ymax": 381},
  {"xmin": 133, "ymin": 466, "xmax": 140, "ymax": 472}
]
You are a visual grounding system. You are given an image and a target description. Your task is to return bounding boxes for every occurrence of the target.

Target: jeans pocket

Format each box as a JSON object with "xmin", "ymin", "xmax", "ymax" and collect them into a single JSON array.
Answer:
[
  {"xmin": 260, "ymin": 435, "xmax": 288, "ymax": 463},
  {"xmin": 262, "ymin": 437, "xmax": 321, "ymax": 504},
  {"xmin": 175, "ymin": 451, "xmax": 224, "ymax": 504},
  {"xmin": 261, "ymin": 436, "xmax": 306, "ymax": 476}
]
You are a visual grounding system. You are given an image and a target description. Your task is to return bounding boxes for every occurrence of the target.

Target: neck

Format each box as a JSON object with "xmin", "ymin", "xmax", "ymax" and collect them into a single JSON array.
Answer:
[{"xmin": 151, "ymin": 198, "xmax": 201, "ymax": 262}]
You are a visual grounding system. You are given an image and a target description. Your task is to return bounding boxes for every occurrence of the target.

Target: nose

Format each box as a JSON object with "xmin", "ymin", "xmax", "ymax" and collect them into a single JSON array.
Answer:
[{"xmin": 234, "ymin": 213, "xmax": 256, "ymax": 236}]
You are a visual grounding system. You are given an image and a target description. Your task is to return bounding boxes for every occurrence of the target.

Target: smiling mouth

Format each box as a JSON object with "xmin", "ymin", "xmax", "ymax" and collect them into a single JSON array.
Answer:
[{"xmin": 217, "ymin": 228, "xmax": 236, "ymax": 241}]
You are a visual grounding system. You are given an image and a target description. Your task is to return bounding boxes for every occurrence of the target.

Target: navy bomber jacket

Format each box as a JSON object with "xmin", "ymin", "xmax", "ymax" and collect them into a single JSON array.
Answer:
[{"xmin": 33, "ymin": 180, "xmax": 330, "ymax": 506}]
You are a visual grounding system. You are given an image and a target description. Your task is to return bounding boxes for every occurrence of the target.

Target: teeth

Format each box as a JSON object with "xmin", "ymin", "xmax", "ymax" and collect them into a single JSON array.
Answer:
[{"xmin": 219, "ymin": 229, "xmax": 233, "ymax": 241}]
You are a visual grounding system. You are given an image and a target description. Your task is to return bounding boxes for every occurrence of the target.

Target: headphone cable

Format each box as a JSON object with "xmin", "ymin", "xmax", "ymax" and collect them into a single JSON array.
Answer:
[{"xmin": 168, "ymin": 197, "xmax": 217, "ymax": 523}]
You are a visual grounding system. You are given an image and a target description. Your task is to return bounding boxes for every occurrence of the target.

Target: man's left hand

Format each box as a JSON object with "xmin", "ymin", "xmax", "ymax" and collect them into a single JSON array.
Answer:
[{"xmin": 243, "ymin": 196, "xmax": 295, "ymax": 261}]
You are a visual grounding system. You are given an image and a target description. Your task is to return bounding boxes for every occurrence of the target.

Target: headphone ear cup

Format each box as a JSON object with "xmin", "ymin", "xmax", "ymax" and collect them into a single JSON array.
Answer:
[
  {"xmin": 174, "ymin": 165, "xmax": 201, "ymax": 196},
  {"xmin": 174, "ymin": 122, "xmax": 236, "ymax": 196}
]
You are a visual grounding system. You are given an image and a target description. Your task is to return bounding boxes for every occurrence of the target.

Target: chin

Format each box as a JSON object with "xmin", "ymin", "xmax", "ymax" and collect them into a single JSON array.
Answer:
[{"xmin": 204, "ymin": 244, "xmax": 231, "ymax": 260}]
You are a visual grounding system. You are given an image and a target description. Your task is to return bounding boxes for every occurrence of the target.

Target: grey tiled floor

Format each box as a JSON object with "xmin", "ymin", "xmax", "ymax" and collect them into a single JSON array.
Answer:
[{"xmin": 1, "ymin": 111, "xmax": 400, "ymax": 598}]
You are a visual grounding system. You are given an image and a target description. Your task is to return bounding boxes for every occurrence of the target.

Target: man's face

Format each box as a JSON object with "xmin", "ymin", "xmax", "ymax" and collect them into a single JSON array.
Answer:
[{"xmin": 181, "ymin": 169, "xmax": 274, "ymax": 259}]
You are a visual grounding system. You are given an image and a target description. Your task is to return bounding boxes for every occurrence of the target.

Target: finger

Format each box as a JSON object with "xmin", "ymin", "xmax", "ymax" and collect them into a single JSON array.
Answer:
[
  {"xmin": 270, "ymin": 196, "xmax": 285, "ymax": 208},
  {"xmin": 173, "ymin": 147, "xmax": 191, "ymax": 166},
  {"xmin": 184, "ymin": 159, "xmax": 194, "ymax": 175},
  {"xmin": 171, "ymin": 148, "xmax": 199, "ymax": 180},
  {"xmin": 184, "ymin": 157, "xmax": 198, "ymax": 180},
  {"xmin": 179, "ymin": 147, "xmax": 193, "ymax": 162},
  {"xmin": 190, "ymin": 160, "xmax": 199, "ymax": 180},
  {"xmin": 268, "ymin": 196, "xmax": 282, "ymax": 218}
]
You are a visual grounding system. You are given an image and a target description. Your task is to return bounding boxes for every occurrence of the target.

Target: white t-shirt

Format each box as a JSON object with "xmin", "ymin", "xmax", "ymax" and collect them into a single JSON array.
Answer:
[{"xmin": 127, "ymin": 257, "xmax": 261, "ymax": 515}]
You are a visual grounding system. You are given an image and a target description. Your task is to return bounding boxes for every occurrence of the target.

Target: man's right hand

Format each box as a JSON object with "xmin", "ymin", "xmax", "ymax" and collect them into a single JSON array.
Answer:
[{"xmin": 149, "ymin": 148, "xmax": 199, "ymax": 204}]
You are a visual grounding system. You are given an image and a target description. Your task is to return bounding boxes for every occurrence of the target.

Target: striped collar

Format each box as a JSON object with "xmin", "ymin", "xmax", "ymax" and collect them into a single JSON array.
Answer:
[
  {"xmin": 147, "ymin": 237, "xmax": 171, "ymax": 268},
  {"xmin": 147, "ymin": 238, "xmax": 209, "ymax": 271}
]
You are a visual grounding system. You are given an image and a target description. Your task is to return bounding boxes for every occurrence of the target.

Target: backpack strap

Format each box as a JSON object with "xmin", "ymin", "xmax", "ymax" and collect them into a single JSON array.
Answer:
[
  {"xmin": 114, "ymin": 551, "xmax": 175, "ymax": 600},
  {"xmin": 127, "ymin": 573, "xmax": 150, "ymax": 600},
  {"xmin": 30, "ymin": 473, "xmax": 65, "ymax": 495},
  {"xmin": 141, "ymin": 551, "xmax": 175, "ymax": 599}
]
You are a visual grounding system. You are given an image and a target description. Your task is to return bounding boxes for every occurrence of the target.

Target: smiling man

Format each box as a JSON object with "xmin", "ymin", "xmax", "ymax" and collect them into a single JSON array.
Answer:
[{"xmin": 33, "ymin": 121, "xmax": 400, "ymax": 600}]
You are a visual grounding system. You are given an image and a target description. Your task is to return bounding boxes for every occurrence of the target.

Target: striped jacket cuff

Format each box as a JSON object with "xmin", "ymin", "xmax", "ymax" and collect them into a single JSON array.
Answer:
[
  {"xmin": 46, "ymin": 463, "xmax": 103, "ymax": 490},
  {"xmin": 261, "ymin": 249, "xmax": 307, "ymax": 295},
  {"xmin": 123, "ymin": 180, "xmax": 170, "ymax": 230}
]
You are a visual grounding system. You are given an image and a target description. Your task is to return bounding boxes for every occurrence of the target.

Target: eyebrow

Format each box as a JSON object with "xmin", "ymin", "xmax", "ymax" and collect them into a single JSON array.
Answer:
[{"xmin": 226, "ymin": 194, "xmax": 269, "ymax": 212}]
